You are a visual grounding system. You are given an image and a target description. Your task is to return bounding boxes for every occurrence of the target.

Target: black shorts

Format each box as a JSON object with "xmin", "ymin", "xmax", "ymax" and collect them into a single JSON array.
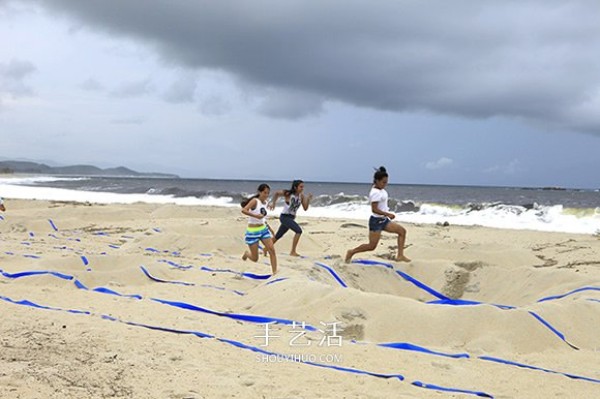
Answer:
[{"xmin": 369, "ymin": 216, "xmax": 390, "ymax": 232}]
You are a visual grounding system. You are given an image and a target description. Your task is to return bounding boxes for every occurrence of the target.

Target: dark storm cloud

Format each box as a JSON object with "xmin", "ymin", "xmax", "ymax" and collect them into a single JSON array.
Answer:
[
  {"xmin": 29, "ymin": 0, "xmax": 600, "ymax": 132},
  {"xmin": 257, "ymin": 89, "xmax": 324, "ymax": 120}
]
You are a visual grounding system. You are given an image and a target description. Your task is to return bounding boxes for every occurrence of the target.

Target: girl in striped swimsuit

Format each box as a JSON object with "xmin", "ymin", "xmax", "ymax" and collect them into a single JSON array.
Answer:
[{"xmin": 241, "ymin": 183, "xmax": 277, "ymax": 274}]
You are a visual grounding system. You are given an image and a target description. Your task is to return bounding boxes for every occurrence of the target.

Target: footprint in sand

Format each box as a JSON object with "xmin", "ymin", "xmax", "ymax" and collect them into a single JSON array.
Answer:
[{"xmin": 442, "ymin": 261, "xmax": 485, "ymax": 299}]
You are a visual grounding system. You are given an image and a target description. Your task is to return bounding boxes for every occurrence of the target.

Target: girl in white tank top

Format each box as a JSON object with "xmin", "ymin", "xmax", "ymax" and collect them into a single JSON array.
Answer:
[{"xmin": 241, "ymin": 184, "xmax": 277, "ymax": 275}]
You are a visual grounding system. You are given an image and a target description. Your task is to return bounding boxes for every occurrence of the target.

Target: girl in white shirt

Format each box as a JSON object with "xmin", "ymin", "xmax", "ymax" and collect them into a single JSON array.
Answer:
[
  {"xmin": 241, "ymin": 184, "xmax": 277, "ymax": 274},
  {"xmin": 345, "ymin": 167, "xmax": 410, "ymax": 263}
]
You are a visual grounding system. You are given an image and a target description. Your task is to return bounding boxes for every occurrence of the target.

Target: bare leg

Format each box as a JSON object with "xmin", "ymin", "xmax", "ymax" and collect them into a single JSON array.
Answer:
[
  {"xmin": 290, "ymin": 233, "xmax": 301, "ymax": 256},
  {"xmin": 264, "ymin": 238, "xmax": 277, "ymax": 256},
  {"xmin": 243, "ymin": 243, "xmax": 259, "ymax": 262},
  {"xmin": 384, "ymin": 222, "xmax": 410, "ymax": 262},
  {"xmin": 262, "ymin": 238, "xmax": 278, "ymax": 275},
  {"xmin": 345, "ymin": 231, "xmax": 382, "ymax": 263}
]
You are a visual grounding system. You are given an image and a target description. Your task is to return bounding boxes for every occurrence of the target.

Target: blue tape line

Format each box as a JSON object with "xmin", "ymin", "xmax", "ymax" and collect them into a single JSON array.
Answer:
[
  {"xmin": 394, "ymin": 269, "xmax": 449, "ymax": 300},
  {"xmin": 0, "ymin": 295, "xmax": 90, "ymax": 315},
  {"xmin": 528, "ymin": 311, "xmax": 579, "ymax": 350},
  {"xmin": 0, "ymin": 215, "xmax": 4, "ymax": 220},
  {"xmin": 109, "ymin": 244, "xmax": 120, "ymax": 249},
  {"xmin": 266, "ymin": 277, "xmax": 289, "ymax": 285},
  {"xmin": 94, "ymin": 232, "xmax": 109, "ymax": 236},
  {"xmin": 0, "ymin": 293, "xmax": 541, "ymax": 396},
  {"xmin": 352, "ymin": 259, "xmax": 449, "ymax": 300},
  {"xmin": 538, "ymin": 286, "xmax": 600, "ymax": 303},
  {"xmin": 29, "ymin": 232, "xmax": 35, "ymax": 237},
  {"xmin": 427, "ymin": 299, "xmax": 516, "ymax": 310},
  {"xmin": 92, "ymin": 287, "xmax": 142, "ymax": 300},
  {"xmin": 199, "ymin": 266, "xmax": 270, "ymax": 280},
  {"xmin": 314, "ymin": 262, "xmax": 347, "ymax": 288},
  {"xmin": 352, "ymin": 259, "xmax": 394, "ymax": 268},
  {"xmin": 48, "ymin": 219, "xmax": 59, "ymax": 231},
  {"xmin": 379, "ymin": 342, "xmax": 470, "ymax": 359},
  {"xmin": 145, "ymin": 247, "xmax": 161, "ymax": 253},
  {"xmin": 199, "ymin": 284, "xmax": 244, "ymax": 296},
  {"xmin": 428, "ymin": 299, "xmax": 482, "ymax": 306},
  {"xmin": 479, "ymin": 355, "xmax": 600, "ymax": 384},
  {"xmin": 23, "ymin": 254, "xmax": 41, "ymax": 259},
  {"xmin": 1, "ymin": 269, "xmax": 73, "ymax": 280},
  {"xmin": 158, "ymin": 259, "xmax": 194, "ymax": 270},
  {"xmin": 587, "ymin": 298, "xmax": 600, "ymax": 303},
  {"xmin": 412, "ymin": 381, "xmax": 493, "ymax": 398},
  {"xmin": 74, "ymin": 279, "xmax": 87, "ymax": 289},
  {"xmin": 0, "ymin": 268, "xmax": 141, "ymax": 300},
  {"xmin": 140, "ymin": 266, "xmax": 194, "ymax": 286},
  {"xmin": 151, "ymin": 297, "xmax": 317, "ymax": 331},
  {"xmin": 1, "ymin": 281, "xmax": 595, "ymax": 390},
  {"xmin": 81, "ymin": 256, "xmax": 89, "ymax": 266}
]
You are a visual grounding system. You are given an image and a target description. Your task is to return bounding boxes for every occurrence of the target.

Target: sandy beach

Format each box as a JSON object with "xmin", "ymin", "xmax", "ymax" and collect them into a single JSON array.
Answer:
[{"xmin": 1, "ymin": 198, "xmax": 600, "ymax": 398}]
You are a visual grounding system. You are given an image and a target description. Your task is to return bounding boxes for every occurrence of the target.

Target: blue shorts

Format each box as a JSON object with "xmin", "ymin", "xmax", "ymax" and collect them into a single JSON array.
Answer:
[
  {"xmin": 245, "ymin": 225, "xmax": 272, "ymax": 245},
  {"xmin": 369, "ymin": 216, "xmax": 390, "ymax": 232}
]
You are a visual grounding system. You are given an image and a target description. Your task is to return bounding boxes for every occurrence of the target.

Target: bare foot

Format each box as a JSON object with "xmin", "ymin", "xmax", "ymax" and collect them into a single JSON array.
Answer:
[
  {"xmin": 242, "ymin": 252, "xmax": 248, "ymax": 261},
  {"xmin": 344, "ymin": 250, "xmax": 353, "ymax": 264},
  {"xmin": 290, "ymin": 252, "xmax": 301, "ymax": 257},
  {"xmin": 396, "ymin": 255, "xmax": 411, "ymax": 263}
]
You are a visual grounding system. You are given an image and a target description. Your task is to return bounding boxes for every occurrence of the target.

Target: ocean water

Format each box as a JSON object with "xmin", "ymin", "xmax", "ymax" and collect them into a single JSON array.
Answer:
[{"xmin": 1, "ymin": 175, "xmax": 599, "ymax": 234}]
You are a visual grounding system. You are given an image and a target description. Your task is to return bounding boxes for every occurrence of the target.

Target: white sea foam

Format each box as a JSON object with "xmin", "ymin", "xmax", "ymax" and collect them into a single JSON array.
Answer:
[
  {"xmin": 0, "ymin": 181, "xmax": 236, "ymax": 207},
  {"xmin": 1, "ymin": 180, "xmax": 598, "ymax": 234},
  {"xmin": 0, "ymin": 176, "xmax": 90, "ymax": 185},
  {"xmin": 301, "ymin": 202, "xmax": 600, "ymax": 234}
]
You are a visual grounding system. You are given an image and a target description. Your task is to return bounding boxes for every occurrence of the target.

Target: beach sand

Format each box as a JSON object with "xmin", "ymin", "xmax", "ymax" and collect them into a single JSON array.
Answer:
[{"xmin": 1, "ymin": 199, "xmax": 600, "ymax": 398}]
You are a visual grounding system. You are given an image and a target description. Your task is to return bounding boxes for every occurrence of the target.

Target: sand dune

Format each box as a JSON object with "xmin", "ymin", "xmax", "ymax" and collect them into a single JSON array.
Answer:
[{"xmin": 2, "ymin": 199, "xmax": 600, "ymax": 398}]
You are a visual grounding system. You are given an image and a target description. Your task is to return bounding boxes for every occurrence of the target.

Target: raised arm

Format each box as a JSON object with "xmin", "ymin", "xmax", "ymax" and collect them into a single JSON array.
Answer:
[
  {"xmin": 268, "ymin": 190, "xmax": 286, "ymax": 210},
  {"xmin": 301, "ymin": 193, "xmax": 313, "ymax": 211}
]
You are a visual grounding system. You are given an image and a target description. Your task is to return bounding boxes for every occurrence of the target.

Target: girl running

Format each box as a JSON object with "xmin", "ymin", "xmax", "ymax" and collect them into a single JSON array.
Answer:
[
  {"xmin": 269, "ymin": 180, "xmax": 313, "ymax": 256},
  {"xmin": 241, "ymin": 184, "xmax": 277, "ymax": 274},
  {"xmin": 345, "ymin": 167, "xmax": 410, "ymax": 263}
]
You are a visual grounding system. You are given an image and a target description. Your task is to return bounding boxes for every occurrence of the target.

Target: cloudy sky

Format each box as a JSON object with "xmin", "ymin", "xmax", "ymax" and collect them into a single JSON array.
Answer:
[{"xmin": 1, "ymin": 1, "xmax": 599, "ymax": 188}]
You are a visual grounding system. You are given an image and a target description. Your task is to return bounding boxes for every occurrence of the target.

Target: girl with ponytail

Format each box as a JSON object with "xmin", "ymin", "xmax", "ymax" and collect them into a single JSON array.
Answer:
[
  {"xmin": 268, "ymin": 179, "xmax": 313, "ymax": 256},
  {"xmin": 345, "ymin": 167, "xmax": 410, "ymax": 263},
  {"xmin": 241, "ymin": 184, "xmax": 277, "ymax": 274}
]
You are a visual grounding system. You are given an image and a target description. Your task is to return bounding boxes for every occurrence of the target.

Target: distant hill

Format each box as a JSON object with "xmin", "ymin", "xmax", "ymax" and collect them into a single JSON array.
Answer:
[{"xmin": 0, "ymin": 161, "xmax": 179, "ymax": 178}]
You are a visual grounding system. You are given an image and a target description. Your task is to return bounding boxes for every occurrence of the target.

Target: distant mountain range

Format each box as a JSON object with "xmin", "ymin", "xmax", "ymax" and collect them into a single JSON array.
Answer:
[{"xmin": 0, "ymin": 160, "xmax": 179, "ymax": 178}]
